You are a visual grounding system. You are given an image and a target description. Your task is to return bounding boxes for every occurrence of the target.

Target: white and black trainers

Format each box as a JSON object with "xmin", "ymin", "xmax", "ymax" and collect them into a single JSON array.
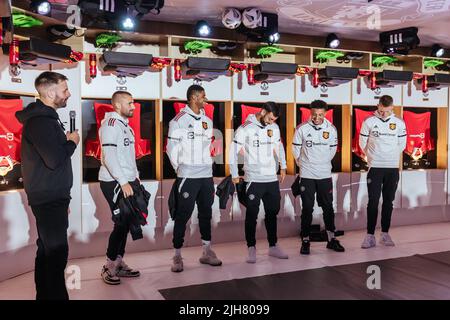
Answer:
[
  {"xmin": 361, "ymin": 234, "xmax": 376, "ymax": 249},
  {"xmin": 101, "ymin": 265, "xmax": 121, "ymax": 285},
  {"xmin": 116, "ymin": 256, "xmax": 140, "ymax": 277}
]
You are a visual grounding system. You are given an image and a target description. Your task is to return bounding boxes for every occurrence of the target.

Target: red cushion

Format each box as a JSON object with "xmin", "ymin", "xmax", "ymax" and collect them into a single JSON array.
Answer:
[
  {"xmin": 173, "ymin": 102, "xmax": 215, "ymax": 120},
  {"xmin": 85, "ymin": 102, "xmax": 151, "ymax": 159},
  {"xmin": 299, "ymin": 107, "xmax": 334, "ymax": 124},
  {"xmin": 241, "ymin": 104, "xmax": 262, "ymax": 124}
]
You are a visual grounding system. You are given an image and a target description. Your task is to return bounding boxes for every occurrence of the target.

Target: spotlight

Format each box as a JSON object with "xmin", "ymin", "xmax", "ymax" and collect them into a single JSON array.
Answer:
[
  {"xmin": 379, "ymin": 27, "xmax": 420, "ymax": 55},
  {"xmin": 431, "ymin": 44, "xmax": 445, "ymax": 57},
  {"xmin": 30, "ymin": 0, "xmax": 51, "ymax": 16},
  {"xmin": 121, "ymin": 16, "xmax": 135, "ymax": 30},
  {"xmin": 326, "ymin": 33, "xmax": 340, "ymax": 49},
  {"xmin": 195, "ymin": 20, "xmax": 211, "ymax": 37},
  {"xmin": 268, "ymin": 32, "xmax": 280, "ymax": 44}
]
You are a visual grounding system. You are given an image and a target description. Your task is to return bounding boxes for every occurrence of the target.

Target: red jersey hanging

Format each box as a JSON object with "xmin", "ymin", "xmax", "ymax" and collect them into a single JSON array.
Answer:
[
  {"xmin": 352, "ymin": 108, "xmax": 374, "ymax": 160},
  {"xmin": 0, "ymin": 99, "xmax": 23, "ymax": 165},
  {"xmin": 403, "ymin": 110, "xmax": 434, "ymax": 159}
]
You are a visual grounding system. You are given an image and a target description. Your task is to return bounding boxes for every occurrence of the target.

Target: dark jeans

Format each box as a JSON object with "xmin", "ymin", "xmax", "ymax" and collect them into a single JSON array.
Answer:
[
  {"xmin": 366, "ymin": 168, "xmax": 400, "ymax": 234},
  {"xmin": 245, "ymin": 181, "xmax": 280, "ymax": 247},
  {"xmin": 172, "ymin": 177, "xmax": 214, "ymax": 249},
  {"xmin": 31, "ymin": 199, "xmax": 70, "ymax": 300},
  {"xmin": 100, "ymin": 179, "xmax": 139, "ymax": 260},
  {"xmin": 299, "ymin": 177, "xmax": 336, "ymax": 238}
]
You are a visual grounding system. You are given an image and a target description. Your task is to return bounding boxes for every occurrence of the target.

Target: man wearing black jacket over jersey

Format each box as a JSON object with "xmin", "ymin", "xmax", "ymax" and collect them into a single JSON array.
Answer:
[{"xmin": 15, "ymin": 71, "xmax": 80, "ymax": 300}]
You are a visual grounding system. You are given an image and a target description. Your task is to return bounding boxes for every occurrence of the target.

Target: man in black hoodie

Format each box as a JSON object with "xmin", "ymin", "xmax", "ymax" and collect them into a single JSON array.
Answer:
[{"xmin": 15, "ymin": 71, "xmax": 80, "ymax": 300}]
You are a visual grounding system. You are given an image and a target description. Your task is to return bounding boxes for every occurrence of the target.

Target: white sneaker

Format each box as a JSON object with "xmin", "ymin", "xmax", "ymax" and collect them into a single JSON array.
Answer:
[
  {"xmin": 246, "ymin": 246, "xmax": 256, "ymax": 264},
  {"xmin": 268, "ymin": 245, "xmax": 289, "ymax": 259},
  {"xmin": 380, "ymin": 233, "xmax": 395, "ymax": 246},
  {"xmin": 361, "ymin": 234, "xmax": 376, "ymax": 249}
]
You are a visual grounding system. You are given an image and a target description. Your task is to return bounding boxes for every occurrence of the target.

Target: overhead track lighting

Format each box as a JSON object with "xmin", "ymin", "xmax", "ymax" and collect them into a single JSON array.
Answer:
[
  {"xmin": 30, "ymin": 1, "xmax": 51, "ymax": 16},
  {"xmin": 431, "ymin": 44, "xmax": 445, "ymax": 57},
  {"xmin": 195, "ymin": 20, "xmax": 211, "ymax": 37},
  {"xmin": 325, "ymin": 33, "xmax": 340, "ymax": 49}
]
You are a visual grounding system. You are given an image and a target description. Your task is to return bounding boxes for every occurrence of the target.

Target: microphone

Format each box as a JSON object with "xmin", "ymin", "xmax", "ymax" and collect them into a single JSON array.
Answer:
[{"xmin": 69, "ymin": 111, "xmax": 76, "ymax": 133}]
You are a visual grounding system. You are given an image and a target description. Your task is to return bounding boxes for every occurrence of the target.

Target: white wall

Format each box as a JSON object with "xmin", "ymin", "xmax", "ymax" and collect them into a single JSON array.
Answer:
[
  {"xmin": 297, "ymin": 74, "xmax": 351, "ymax": 105},
  {"xmin": 233, "ymin": 71, "xmax": 295, "ymax": 103},
  {"xmin": 352, "ymin": 77, "xmax": 402, "ymax": 106}
]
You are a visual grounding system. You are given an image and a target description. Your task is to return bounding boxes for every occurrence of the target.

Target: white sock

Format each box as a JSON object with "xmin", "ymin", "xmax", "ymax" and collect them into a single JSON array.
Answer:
[
  {"xmin": 302, "ymin": 237, "xmax": 310, "ymax": 242},
  {"xmin": 202, "ymin": 240, "xmax": 211, "ymax": 251},
  {"xmin": 175, "ymin": 248, "xmax": 181, "ymax": 256},
  {"xmin": 326, "ymin": 231, "xmax": 335, "ymax": 242},
  {"xmin": 106, "ymin": 258, "xmax": 116, "ymax": 270}
]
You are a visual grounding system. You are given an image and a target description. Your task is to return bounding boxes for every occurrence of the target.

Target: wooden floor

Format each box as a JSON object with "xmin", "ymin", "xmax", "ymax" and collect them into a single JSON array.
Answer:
[{"xmin": 1, "ymin": 222, "xmax": 450, "ymax": 300}]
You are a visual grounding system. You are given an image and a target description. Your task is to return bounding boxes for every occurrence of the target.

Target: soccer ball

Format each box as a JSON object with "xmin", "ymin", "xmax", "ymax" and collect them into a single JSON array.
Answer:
[
  {"xmin": 242, "ymin": 7, "xmax": 262, "ymax": 29},
  {"xmin": 222, "ymin": 8, "xmax": 242, "ymax": 29}
]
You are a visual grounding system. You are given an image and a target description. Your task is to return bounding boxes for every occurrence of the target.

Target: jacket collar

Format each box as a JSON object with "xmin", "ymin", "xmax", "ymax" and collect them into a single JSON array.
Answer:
[
  {"xmin": 247, "ymin": 114, "xmax": 265, "ymax": 129},
  {"xmin": 374, "ymin": 110, "xmax": 392, "ymax": 123},
  {"xmin": 308, "ymin": 119, "xmax": 328, "ymax": 130},
  {"xmin": 105, "ymin": 111, "xmax": 129, "ymax": 126},
  {"xmin": 182, "ymin": 105, "xmax": 205, "ymax": 121}
]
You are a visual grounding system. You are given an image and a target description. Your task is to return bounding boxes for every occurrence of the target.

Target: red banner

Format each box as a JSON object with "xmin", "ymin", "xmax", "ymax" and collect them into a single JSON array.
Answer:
[
  {"xmin": 85, "ymin": 102, "xmax": 151, "ymax": 160},
  {"xmin": 403, "ymin": 110, "xmax": 434, "ymax": 158},
  {"xmin": 352, "ymin": 108, "xmax": 374, "ymax": 160},
  {"xmin": 0, "ymin": 99, "xmax": 23, "ymax": 164}
]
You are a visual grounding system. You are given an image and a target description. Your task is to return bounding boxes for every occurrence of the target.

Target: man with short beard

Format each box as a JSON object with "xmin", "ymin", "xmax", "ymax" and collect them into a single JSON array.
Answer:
[
  {"xmin": 229, "ymin": 102, "xmax": 288, "ymax": 264},
  {"xmin": 99, "ymin": 91, "xmax": 141, "ymax": 285},
  {"xmin": 16, "ymin": 71, "xmax": 80, "ymax": 300}
]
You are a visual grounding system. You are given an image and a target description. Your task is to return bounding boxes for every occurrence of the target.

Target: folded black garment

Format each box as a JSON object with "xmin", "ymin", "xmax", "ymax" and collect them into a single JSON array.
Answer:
[{"xmin": 291, "ymin": 175, "xmax": 301, "ymax": 197}]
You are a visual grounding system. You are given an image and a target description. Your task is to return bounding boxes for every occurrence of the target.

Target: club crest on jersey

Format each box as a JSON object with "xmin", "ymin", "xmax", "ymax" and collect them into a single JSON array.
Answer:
[
  {"xmin": 389, "ymin": 123, "xmax": 396, "ymax": 130},
  {"xmin": 322, "ymin": 131, "xmax": 329, "ymax": 139},
  {"xmin": 202, "ymin": 122, "xmax": 208, "ymax": 130},
  {"xmin": 267, "ymin": 129, "xmax": 273, "ymax": 137}
]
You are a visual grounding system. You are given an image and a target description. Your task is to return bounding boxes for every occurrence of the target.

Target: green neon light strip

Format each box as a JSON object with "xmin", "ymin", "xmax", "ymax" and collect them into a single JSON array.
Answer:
[
  {"xmin": 95, "ymin": 33, "xmax": 122, "ymax": 48},
  {"xmin": 12, "ymin": 13, "xmax": 43, "ymax": 28},
  {"xmin": 257, "ymin": 46, "xmax": 284, "ymax": 58},
  {"xmin": 184, "ymin": 40, "xmax": 212, "ymax": 54},
  {"xmin": 423, "ymin": 59, "xmax": 444, "ymax": 68},
  {"xmin": 315, "ymin": 50, "xmax": 344, "ymax": 62},
  {"xmin": 372, "ymin": 55, "xmax": 398, "ymax": 67}
]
